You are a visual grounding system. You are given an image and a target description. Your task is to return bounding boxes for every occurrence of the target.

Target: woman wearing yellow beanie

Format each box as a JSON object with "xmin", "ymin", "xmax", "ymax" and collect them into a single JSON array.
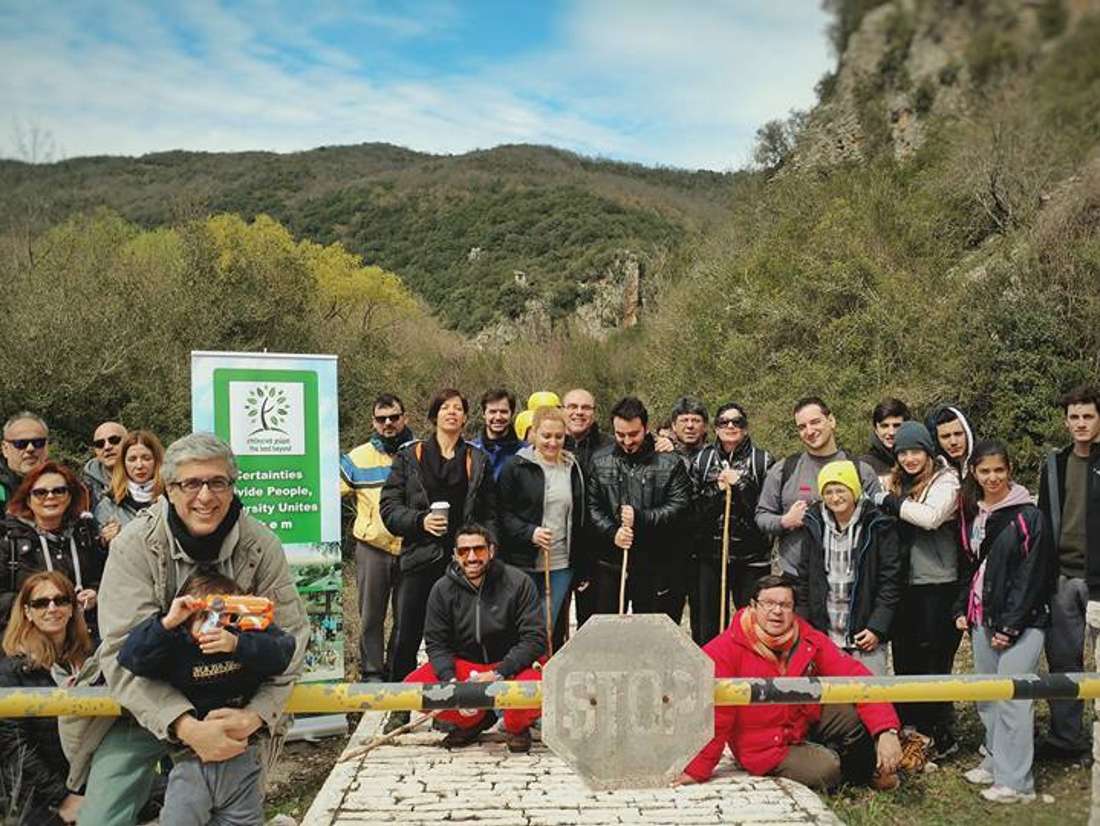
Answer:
[{"xmin": 795, "ymin": 460, "xmax": 904, "ymax": 676}]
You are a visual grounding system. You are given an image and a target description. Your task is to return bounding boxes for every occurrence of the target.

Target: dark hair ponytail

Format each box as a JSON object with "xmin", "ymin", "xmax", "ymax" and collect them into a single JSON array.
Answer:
[{"xmin": 961, "ymin": 439, "xmax": 1013, "ymax": 519}]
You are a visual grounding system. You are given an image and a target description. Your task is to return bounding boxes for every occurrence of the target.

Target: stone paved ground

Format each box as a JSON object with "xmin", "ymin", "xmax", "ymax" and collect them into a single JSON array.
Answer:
[{"xmin": 304, "ymin": 712, "xmax": 843, "ymax": 826}]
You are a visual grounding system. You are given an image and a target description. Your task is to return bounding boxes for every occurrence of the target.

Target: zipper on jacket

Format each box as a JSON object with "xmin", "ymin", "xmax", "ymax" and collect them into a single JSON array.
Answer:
[{"xmin": 475, "ymin": 581, "xmax": 488, "ymax": 662}]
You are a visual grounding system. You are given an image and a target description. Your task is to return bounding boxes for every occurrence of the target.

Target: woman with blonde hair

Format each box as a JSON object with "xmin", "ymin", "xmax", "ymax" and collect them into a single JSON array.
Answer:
[
  {"xmin": 0, "ymin": 570, "xmax": 94, "ymax": 824},
  {"xmin": 499, "ymin": 406, "xmax": 585, "ymax": 647},
  {"xmin": 95, "ymin": 430, "xmax": 165, "ymax": 545}
]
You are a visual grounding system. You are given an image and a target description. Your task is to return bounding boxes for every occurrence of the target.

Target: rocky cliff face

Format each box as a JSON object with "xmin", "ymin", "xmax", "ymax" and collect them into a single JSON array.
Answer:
[
  {"xmin": 472, "ymin": 253, "xmax": 643, "ymax": 348},
  {"xmin": 788, "ymin": 0, "xmax": 1100, "ymax": 171}
]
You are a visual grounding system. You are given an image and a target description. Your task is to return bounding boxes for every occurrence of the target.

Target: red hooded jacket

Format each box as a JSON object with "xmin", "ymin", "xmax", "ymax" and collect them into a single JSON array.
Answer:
[{"xmin": 684, "ymin": 609, "xmax": 900, "ymax": 781}]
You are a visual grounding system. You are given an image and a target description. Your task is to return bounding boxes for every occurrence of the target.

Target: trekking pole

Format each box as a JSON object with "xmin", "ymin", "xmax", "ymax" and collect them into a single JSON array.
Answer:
[
  {"xmin": 719, "ymin": 482, "xmax": 733, "ymax": 631},
  {"xmin": 543, "ymin": 542, "xmax": 554, "ymax": 657},
  {"xmin": 337, "ymin": 711, "xmax": 438, "ymax": 762}
]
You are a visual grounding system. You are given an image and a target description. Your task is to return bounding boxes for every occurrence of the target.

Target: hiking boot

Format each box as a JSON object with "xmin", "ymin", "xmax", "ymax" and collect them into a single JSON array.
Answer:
[
  {"xmin": 871, "ymin": 770, "xmax": 899, "ymax": 791},
  {"xmin": 440, "ymin": 714, "xmax": 496, "ymax": 749},
  {"xmin": 505, "ymin": 728, "xmax": 532, "ymax": 754},
  {"xmin": 931, "ymin": 728, "xmax": 958, "ymax": 760},
  {"xmin": 382, "ymin": 711, "xmax": 410, "ymax": 734}
]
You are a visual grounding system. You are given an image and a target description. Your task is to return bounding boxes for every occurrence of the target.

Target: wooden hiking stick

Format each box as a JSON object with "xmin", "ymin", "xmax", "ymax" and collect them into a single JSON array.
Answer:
[
  {"xmin": 543, "ymin": 543, "xmax": 554, "ymax": 657},
  {"xmin": 337, "ymin": 711, "xmax": 438, "ymax": 762},
  {"xmin": 719, "ymin": 483, "xmax": 733, "ymax": 631},
  {"xmin": 618, "ymin": 547, "xmax": 629, "ymax": 615},
  {"xmin": 618, "ymin": 504, "xmax": 634, "ymax": 615}
]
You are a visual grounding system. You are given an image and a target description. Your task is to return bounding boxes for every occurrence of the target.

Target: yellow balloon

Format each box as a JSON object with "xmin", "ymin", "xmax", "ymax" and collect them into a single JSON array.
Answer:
[
  {"xmin": 514, "ymin": 410, "xmax": 535, "ymax": 441},
  {"xmin": 526, "ymin": 390, "xmax": 561, "ymax": 411}
]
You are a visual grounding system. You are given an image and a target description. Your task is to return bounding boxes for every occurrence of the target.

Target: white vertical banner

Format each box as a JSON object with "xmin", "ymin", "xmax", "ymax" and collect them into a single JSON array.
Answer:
[{"xmin": 191, "ymin": 351, "xmax": 343, "ymax": 681}]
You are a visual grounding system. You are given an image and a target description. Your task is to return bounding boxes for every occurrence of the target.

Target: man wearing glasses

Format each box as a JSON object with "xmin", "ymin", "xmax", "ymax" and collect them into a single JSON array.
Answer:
[
  {"xmin": 0, "ymin": 411, "xmax": 49, "ymax": 506},
  {"xmin": 404, "ymin": 522, "xmax": 544, "ymax": 753},
  {"xmin": 340, "ymin": 394, "xmax": 413, "ymax": 686},
  {"xmin": 82, "ymin": 421, "xmax": 128, "ymax": 509},
  {"xmin": 689, "ymin": 402, "xmax": 776, "ymax": 645},
  {"xmin": 63, "ymin": 432, "xmax": 309, "ymax": 826},
  {"xmin": 678, "ymin": 574, "xmax": 903, "ymax": 791}
]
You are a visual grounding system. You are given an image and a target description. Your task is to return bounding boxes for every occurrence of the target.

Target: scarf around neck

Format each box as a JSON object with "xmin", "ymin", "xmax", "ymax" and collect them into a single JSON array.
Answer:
[
  {"xmin": 127, "ymin": 479, "xmax": 156, "ymax": 504},
  {"xmin": 371, "ymin": 427, "xmax": 413, "ymax": 455},
  {"xmin": 168, "ymin": 496, "xmax": 243, "ymax": 562},
  {"xmin": 740, "ymin": 607, "xmax": 800, "ymax": 675}
]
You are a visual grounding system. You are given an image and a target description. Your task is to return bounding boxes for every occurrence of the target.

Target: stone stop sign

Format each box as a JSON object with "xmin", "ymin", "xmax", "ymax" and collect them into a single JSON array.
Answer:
[{"xmin": 541, "ymin": 614, "xmax": 714, "ymax": 790}]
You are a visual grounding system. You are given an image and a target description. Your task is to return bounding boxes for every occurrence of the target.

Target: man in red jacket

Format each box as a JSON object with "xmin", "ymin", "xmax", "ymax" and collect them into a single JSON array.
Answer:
[{"xmin": 678, "ymin": 574, "xmax": 902, "ymax": 790}]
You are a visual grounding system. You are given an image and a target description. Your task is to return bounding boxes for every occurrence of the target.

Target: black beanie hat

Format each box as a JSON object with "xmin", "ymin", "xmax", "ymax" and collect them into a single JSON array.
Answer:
[{"xmin": 892, "ymin": 421, "xmax": 936, "ymax": 457}]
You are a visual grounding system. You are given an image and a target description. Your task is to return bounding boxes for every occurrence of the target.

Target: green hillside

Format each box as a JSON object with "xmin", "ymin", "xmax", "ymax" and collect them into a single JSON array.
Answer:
[{"xmin": 0, "ymin": 143, "xmax": 735, "ymax": 333}]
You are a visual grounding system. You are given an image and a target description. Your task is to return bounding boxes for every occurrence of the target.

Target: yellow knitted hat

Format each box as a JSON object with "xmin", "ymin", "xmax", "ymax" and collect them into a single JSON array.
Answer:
[{"xmin": 817, "ymin": 459, "xmax": 862, "ymax": 499}]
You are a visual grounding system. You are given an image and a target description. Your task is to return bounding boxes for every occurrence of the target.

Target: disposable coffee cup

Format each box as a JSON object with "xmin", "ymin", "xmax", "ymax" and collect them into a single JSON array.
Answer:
[{"xmin": 429, "ymin": 501, "xmax": 450, "ymax": 528}]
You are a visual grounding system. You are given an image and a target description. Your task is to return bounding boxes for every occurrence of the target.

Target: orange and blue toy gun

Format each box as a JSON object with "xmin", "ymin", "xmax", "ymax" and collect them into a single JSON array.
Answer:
[{"xmin": 195, "ymin": 595, "xmax": 275, "ymax": 638}]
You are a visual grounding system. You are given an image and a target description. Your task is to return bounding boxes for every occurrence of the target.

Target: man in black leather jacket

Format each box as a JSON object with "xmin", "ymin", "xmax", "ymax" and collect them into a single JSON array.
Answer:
[{"xmin": 586, "ymin": 396, "xmax": 691, "ymax": 619}]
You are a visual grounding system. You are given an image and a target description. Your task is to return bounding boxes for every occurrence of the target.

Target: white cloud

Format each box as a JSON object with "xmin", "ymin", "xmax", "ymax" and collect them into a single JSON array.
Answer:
[{"xmin": 0, "ymin": 0, "xmax": 832, "ymax": 170}]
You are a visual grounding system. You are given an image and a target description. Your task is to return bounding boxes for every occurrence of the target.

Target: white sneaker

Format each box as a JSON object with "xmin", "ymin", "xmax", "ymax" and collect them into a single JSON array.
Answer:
[
  {"xmin": 964, "ymin": 766, "xmax": 995, "ymax": 785},
  {"xmin": 980, "ymin": 785, "xmax": 1036, "ymax": 804}
]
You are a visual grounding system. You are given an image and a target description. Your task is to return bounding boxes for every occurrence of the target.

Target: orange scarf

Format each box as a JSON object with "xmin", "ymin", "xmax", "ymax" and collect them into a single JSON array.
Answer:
[{"xmin": 740, "ymin": 608, "xmax": 800, "ymax": 675}]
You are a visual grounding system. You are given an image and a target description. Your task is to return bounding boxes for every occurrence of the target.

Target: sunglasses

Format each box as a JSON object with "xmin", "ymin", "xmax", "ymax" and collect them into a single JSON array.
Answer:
[
  {"xmin": 374, "ymin": 413, "xmax": 403, "ymax": 424},
  {"xmin": 456, "ymin": 544, "xmax": 490, "ymax": 558},
  {"xmin": 28, "ymin": 595, "xmax": 73, "ymax": 610},
  {"xmin": 92, "ymin": 434, "xmax": 124, "ymax": 449},
  {"xmin": 30, "ymin": 486, "xmax": 70, "ymax": 500},
  {"xmin": 716, "ymin": 418, "xmax": 746, "ymax": 429},
  {"xmin": 5, "ymin": 438, "xmax": 47, "ymax": 451}
]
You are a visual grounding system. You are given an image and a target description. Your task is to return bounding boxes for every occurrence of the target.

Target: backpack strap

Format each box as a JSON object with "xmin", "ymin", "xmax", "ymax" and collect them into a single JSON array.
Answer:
[
  {"xmin": 778, "ymin": 453, "xmax": 800, "ymax": 494},
  {"xmin": 1046, "ymin": 449, "xmax": 1061, "ymax": 547}
]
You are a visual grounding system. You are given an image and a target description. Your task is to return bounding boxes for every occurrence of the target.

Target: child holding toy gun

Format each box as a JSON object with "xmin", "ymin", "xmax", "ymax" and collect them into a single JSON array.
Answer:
[{"xmin": 118, "ymin": 570, "xmax": 296, "ymax": 826}]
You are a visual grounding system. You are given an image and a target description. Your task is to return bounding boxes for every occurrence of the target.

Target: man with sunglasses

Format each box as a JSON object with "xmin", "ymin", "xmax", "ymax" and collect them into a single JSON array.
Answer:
[
  {"xmin": 82, "ymin": 421, "xmax": 128, "ymax": 510},
  {"xmin": 0, "ymin": 411, "xmax": 49, "ymax": 507},
  {"xmin": 688, "ymin": 402, "xmax": 776, "ymax": 645},
  {"xmin": 340, "ymin": 394, "xmax": 413, "ymax": 686},
  {"xmin": 404, "ymin": 522, "xmax": 544, "ymax": 753},
  {"xmin": 62, "ymin": 432, "xmax": 309, "ymax": 826}
]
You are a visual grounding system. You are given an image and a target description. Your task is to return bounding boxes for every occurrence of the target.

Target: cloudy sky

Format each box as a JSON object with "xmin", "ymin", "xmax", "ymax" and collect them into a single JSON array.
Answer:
[{"xmin": 0, "ymin": 1, "xmax": 833, "ymax": 171}]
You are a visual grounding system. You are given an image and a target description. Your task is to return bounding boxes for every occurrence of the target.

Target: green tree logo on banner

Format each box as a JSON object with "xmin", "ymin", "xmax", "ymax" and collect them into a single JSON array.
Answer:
[{"xmin": 245, "ymin": 385, "xmax": 290, "ymax": 435}]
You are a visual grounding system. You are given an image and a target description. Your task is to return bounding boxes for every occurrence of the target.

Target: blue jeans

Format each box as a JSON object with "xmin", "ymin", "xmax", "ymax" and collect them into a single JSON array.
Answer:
[{"xmin": 526, "ymin": 568, "xmax": 572, "ymax": 639}]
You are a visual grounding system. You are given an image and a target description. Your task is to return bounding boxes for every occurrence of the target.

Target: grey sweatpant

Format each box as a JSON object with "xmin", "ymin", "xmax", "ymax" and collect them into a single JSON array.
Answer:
[
  {"xmin": 973, "ymin": 626, "xmax": 1044, "ymax": 794},
  {"xmin": 160, "ymin": 743, "xmax": 264, "ymax": 826}
]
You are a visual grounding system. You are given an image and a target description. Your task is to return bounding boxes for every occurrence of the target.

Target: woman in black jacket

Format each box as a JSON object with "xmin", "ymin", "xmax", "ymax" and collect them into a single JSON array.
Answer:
[
  {"xmin": 379, "ymin": 388, "xmax": 496, "ymax": 730},
  {"xmin": 0, "ymin": 570, "xmax": 95, "ymax": 824},
  {"xmin": 1, "ymin": 462, "xmax": 102, "ymax": 636},
  {"xmin": 795, "ymin": 460, "xmax": 903, "ymax": 675},
  {"xmin": 498, "ymin": 406, "xmax": 585, "ymax": 644},
  {"xmin": 956, "ymin": 440, "xmax": 1053, "ymax": 804}
]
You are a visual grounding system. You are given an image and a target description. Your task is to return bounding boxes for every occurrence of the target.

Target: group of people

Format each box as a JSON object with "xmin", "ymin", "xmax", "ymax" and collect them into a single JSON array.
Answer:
[
  {"xmin": 0, "ymin": 416, "xmax": 308, "ymax": 825},
  {"xmin": 342, "ymin": 383, "xmax": 1100, "ymax": 804},
  {"xmin": 0, "ymin": 375, "xmax": 1095, "ymax": 822}
]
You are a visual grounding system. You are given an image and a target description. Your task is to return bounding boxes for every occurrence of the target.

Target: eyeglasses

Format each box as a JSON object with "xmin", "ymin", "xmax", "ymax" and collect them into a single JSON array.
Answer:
[
  {"xmin": 170, "ymin": 476, "xmax": 233, "ymax": 495},
  {"xmin": 92, "ymin": 434, "xmax": 123, "ymax": 449},
  {"xmin": 28, "ymin": 595, "xmax": 72, "ymax": 610},
  {"xmin": 5, "ymin": 438, "xmax": 47, "ymax": 451},
  {"xmin": 565, "ymin": 404, "xmax": 595, "ymax": 412},
  {"xmin": 373, "ymin": 413, "xmax": 403, "ymax": 424},
  {"xmin": 455, "ymin": 544, "xmax": 490, "ymax": 558},
  {"xmin": 30, "ymin": 486, "xmax": 70, "ymax": 500},
  {"xmin": 716, "ymin": 418, "xmax": 745, "ymax": 429},
  {"xmin": 752, "ymin": 602, "xmax": 796, "ymax": 615}
]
